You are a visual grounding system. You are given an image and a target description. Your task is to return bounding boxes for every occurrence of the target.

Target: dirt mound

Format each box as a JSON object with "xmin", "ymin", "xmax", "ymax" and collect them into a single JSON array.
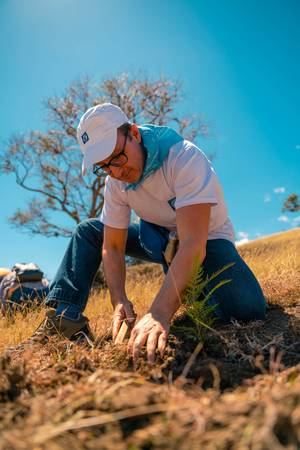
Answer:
[
  {"xmin": 1, "ymin": 229, "xmax": 300, "ymax": 448},
  {"xmin": 0, "ymin": 352, "xmax": 299, "ymax": 449},
  {"xmin": 1, "ymin": 302, "xmax": 299, "ymax": 449}
]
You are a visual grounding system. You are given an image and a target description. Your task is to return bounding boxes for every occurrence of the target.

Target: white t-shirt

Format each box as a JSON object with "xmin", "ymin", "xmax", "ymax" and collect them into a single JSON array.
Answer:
[{"xmin": 100, "ymin": 140, "xmax": 235, "ymax": 242}]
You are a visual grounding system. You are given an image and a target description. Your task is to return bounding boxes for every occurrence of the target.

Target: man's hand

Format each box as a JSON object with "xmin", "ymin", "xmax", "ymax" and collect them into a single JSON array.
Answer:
[
  {"xmin": 127, "ymin": 312, "xmax": 169, "ymax": 366},
  {"xmin": 112, "ymin": 299, "xmax": 137, "ymax": 342}
]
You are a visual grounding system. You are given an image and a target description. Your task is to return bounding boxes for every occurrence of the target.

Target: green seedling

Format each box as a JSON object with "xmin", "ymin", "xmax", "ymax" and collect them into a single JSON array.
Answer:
[{"xmin": 173, "ymin": 260, "xmax": 234, "ymax": 341}]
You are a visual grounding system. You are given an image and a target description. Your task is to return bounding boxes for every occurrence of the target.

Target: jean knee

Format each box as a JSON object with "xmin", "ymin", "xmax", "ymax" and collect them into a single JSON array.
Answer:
[
  {"xmin": 74, "ymin": 219, "xmax": 103, "ymax": 236},
  {"xmin": 229, "ymin": 291, "xmax": 266, "ymax": 322},
  {"xmin": 73, "ymin": 219, "xmax": 104, "ymax": 248},
  {"xmin": 139, "ymin": 220, "xmax": 169, "ymax": 264},
  {"xmin": 207, "ymin": 279, "xmax": 267, "ymax": 323}
]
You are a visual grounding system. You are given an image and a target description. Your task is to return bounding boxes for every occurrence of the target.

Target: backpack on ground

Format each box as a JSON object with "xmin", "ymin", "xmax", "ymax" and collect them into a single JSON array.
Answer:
[{"xmin": 0, "ymin": 262, "xmax": 50, "ymax": 314}]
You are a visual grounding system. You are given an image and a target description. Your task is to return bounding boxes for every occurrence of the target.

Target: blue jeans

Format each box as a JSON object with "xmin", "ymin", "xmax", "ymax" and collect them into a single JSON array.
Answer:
[{"xmin": 46, "ymin": 218, "xmax": 266, "ymax": 323}]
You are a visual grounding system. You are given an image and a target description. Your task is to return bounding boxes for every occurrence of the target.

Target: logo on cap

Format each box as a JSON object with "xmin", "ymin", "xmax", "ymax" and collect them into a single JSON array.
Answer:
[{"xmin": 81, "ymin": 132, "xmax": 89, "ymax": 144}]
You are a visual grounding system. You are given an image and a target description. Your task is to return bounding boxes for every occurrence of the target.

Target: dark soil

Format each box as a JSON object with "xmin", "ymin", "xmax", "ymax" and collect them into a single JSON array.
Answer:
[{"xmin": 164, "ymin": 304, "xmax": 300, "ymax": 389}]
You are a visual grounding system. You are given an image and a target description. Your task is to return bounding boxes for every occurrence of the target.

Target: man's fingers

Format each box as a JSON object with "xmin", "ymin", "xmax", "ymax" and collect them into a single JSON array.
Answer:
[
  {"xmin": 146, "ymin": 331, "xmax": 160, "ymax": 365},
  {"xmin": 157, "ymin": 331, "xmax": 168, "ymax": 358},
  {"xmin": 126, "ymin": 313, "xmax": 169, "ymax": 368},
  {"xmin": 132, "ymin": 332, "xmax": 147, "ymax": 355},
  {"xmin": 132, "ymin": 335, "xmax": 148, "ymax": 365},
  {"xmin": 123, "ymin": 303, "xmax": 137, "ymax": 327},
  {"xmin": 113, "ymin": 302, "xmax": 136, "ymax": 341},
  {"xmin": 112, "ymin": 311, "xmax": 125, "ymax": 341},
  {"xmin": 127, "ymin": 327, "xmax": 137, "ymax": 355},
  {"xmin": 112, "ymin": 317, "xmax": 122, "ymax": 341},
  {"xmin": 125, "ymin": 312, "xmax": 137, "ymax": 327}
]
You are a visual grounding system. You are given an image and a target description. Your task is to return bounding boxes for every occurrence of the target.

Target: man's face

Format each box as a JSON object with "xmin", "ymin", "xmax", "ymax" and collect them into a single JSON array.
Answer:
[{"xmin": 94, "ymin": 125, "xmax": 145, "ymax": 183}]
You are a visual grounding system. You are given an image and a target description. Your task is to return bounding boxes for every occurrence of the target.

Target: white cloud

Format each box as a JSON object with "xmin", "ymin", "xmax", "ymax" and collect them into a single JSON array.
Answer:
[
  {"xmin": 291, "ymin": 216, "xmax": 300, "ymax": 226},
  {"xmin": 273, "ymin": 187, "xmax": 286, "ymax": 194},
  {"xmin": 264, "ymin": 193, "xmax": 271, "ymax": 203},
  {"xmin": 235, "ymin": 231, "xmax": 249, "ymax": 246},
  {"xmin": 236, "ymin": 238, "xmax": 249, "ymax": 246},
  {"xmin": 237, "ymin": 231, "xmax": 249, "ymax": 239},
  {"xmin": 277, "ymin": 215, "xmax": 289, "ymax": 223}
]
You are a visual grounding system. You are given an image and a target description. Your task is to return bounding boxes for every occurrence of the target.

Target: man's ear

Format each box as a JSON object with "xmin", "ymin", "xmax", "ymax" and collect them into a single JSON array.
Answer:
[{"xmin": 130, "ymin": 123, "xmax": 142, "ymax": 143}]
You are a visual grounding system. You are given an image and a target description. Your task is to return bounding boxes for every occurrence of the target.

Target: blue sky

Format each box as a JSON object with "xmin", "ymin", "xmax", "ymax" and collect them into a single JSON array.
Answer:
[{"xmin": 0, "ymin": 0, "xmax": 299, "ymax": 280}]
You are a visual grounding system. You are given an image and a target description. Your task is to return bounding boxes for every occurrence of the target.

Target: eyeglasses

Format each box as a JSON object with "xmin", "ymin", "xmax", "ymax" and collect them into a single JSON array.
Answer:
[{"xmin": 93, "ymin": 132, "xmax": 128, "ymax": 177}]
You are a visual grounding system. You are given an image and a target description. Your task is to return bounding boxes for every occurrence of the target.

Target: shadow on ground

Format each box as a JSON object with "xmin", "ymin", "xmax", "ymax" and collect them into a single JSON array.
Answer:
[{"xmin": 161, "ymin": 303, "xmax": 300, "ymax": 390}]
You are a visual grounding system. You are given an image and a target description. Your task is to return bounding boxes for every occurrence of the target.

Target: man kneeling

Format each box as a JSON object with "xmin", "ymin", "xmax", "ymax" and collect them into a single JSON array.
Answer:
[{"xmin": 16, "ymin": 103, "xmax": 266, "ymax": 365}]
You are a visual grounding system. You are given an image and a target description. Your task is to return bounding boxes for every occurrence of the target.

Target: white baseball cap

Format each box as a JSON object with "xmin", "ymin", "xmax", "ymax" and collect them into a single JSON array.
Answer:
[{"xmin": 77, "ymin": 103, "xmax": 129, "ymax": 175}]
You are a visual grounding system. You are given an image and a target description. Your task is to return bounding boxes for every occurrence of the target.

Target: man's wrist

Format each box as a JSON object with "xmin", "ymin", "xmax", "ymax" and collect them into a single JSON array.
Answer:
[
  {"xmin": 148, "ymin": 303, "xmax": 174, "ymax": 323},
  {"xmin": 110, "ymin": 294, "xmax": 128, "ymax": 309},
  {"xmin": 149, "ymin": 289, "xmax": 181, "ymax": 323}
]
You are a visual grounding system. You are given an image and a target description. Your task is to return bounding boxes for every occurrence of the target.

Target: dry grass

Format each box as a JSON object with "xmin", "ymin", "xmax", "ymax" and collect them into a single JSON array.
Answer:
[
  {"xmin": 238, "ymin": 228, "xmax": 300, "ymax": 306},
  {"xmin": 0, "ymin": 229, "xmax": 299, "ymax": 449},
  {"xmin": 0, "ymin": 264, "xmax": 164, "ymax": 354},
  {"xmin": 1, "ymin": 229, "xmax": 299, "ymax": 352}
]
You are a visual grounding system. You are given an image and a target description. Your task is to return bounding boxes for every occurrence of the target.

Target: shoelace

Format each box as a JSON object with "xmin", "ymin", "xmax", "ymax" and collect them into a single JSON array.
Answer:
[{"xmin": 74, "ymin": 329, "xmax": 95, "ymax": 348}]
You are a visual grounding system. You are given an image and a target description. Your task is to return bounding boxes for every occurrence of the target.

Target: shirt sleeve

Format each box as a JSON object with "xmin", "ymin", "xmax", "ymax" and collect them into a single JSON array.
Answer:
[
  {"xmin": 168, "ymin": 141, "xmax": 218, "ymax": 210},
  {"xmin": 100, "ymin": 177, "xmax": 131, "ymax": 229}
]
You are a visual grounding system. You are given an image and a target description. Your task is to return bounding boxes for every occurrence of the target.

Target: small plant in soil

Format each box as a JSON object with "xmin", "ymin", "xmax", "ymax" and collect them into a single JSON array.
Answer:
[{"xmin": 172, "ymin": 261, "xmax": 234, "ymax": 342}]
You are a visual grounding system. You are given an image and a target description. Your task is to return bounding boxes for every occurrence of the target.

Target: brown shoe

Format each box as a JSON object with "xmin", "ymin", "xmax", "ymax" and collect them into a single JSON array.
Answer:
[{"xmin": 11, "ymin": 309, "xmax": 94, "ymax": 350}]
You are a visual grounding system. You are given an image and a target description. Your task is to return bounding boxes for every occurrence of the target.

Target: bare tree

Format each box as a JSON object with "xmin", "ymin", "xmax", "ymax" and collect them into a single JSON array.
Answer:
[
  {"xmin": 282, "ymin": 193, "xmax": 300, "ymax": 213},
  {"xmin": 1, "ymin": 74, "xmax": 207, "ymax": 238}
]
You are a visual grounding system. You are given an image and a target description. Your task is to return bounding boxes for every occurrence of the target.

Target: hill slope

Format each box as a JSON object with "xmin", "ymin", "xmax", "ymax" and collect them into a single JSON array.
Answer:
[{"xmin": 0, "ymin": 229, "xmax": 299, "ymax": 449}]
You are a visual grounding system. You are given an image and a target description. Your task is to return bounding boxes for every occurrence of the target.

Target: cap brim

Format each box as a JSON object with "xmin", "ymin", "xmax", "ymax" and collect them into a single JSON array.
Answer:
[{"xmin": 81, "ymin": 129, "xmax": 117, "ymax": 176}]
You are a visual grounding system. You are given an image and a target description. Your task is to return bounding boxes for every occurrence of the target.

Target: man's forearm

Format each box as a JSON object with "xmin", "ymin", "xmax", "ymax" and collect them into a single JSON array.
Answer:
[
  {"xmin": 102, "ymin": 248, "xmax": 127, "ymax": 306},
  {"xmin": 150, "ymin": 242, "xmax": 206, "ymax": 322}
]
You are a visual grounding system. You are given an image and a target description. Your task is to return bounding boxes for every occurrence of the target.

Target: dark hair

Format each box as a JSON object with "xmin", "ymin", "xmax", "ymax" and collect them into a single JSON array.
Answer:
[{"xmin": 117, "ymin": 122, "xmax": 132, "ymax": 136}]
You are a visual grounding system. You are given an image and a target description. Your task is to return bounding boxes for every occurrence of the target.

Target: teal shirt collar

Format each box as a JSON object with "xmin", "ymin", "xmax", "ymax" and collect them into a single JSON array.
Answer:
[{"xmin": 125, "ymin": 124, "xmax": 183, "ymax": 191}]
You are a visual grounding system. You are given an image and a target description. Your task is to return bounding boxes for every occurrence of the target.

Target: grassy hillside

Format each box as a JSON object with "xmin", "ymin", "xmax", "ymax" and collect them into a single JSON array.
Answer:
[{"xmin": 0, "ymin": 229, "xmax": 299, "ymax": 449}]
